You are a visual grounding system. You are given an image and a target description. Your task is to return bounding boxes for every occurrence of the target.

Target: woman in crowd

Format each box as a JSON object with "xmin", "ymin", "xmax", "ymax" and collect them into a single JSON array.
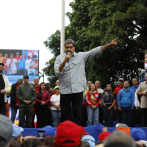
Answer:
[
  {"xmin": 86, "ymin": 83, "xmax": 100, "ymax": 126},
  {"xmin": 36, "ymin": 82, "xmax": 50, "ymax": 128},
  {"xmin": 101, "ymin": 84, "xmax": 116, "ymax": 127},
  {"xmin": 50, "ymin": 86, "xmax": 60, "ymax": 127}
]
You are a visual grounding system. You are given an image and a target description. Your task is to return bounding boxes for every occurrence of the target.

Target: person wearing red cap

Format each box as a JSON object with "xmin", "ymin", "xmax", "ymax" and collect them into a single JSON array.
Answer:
[
  {"xmin": 114, "ymin": 78, "xmax": 124, "ymax": 123},
  {"xmin": 78, "ymin": 125, "xmax": 90, "ymax": 139},
  {"xmin": 98, "ymin": 132, "xmax": 111, "ymax": 142},
  {"xmin": 53, "ymin": 120, "xmax": 82, "ymax": 147}
]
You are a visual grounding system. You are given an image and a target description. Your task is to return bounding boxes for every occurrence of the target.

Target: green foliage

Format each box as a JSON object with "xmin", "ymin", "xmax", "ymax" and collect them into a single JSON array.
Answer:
[{"xmin": 43, "ymin": 0, "xmax": 147, "ymax": 88}]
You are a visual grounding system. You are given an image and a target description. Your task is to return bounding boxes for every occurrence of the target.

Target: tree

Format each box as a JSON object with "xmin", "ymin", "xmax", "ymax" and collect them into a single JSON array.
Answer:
[{"xmin": 43, "ymin": 0, "xmax": 147, "ymax": 88}]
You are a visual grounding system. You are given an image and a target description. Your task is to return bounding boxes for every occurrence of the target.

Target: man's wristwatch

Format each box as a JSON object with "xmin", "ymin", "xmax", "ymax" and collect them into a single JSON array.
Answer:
[{"xmin": 107, "ymin": 43, "xmax": 111, "ymax": 48}]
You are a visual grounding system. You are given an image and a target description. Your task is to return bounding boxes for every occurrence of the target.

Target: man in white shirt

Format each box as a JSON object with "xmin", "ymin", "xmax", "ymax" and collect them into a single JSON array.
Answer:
[
  {"xmin": 0, "ymin": 62, "xmax": 11, "ymax": 115},
  {"xmin": 95, "ymin": 80, "xmax": 104, "ymax": 94},
  {"xmin": 29, "ymin": 58, "xmax": 38, "ymax": 75},
  {"xmin": 95, "ymin": 80, "xmax": 104, "ymax": 124},
  {"xmin": 25, "ymin": 55, "xmax": 32, "ymax": 74},
  {"xmin": 7, "ymin": 54, "xmax": 17, "ymax": 75}
]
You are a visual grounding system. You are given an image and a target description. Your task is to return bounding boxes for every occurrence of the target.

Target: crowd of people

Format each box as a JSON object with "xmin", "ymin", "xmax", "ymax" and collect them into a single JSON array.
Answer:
[
  {"xmin": 1, "ymin": 37, "xmax": 147, "ymax": 147},
  {"xmin": 0, "ymin": 114, "xmax": 147, "ymax": 147},
  {"xmin": 0, "ymin": 52, "xmax": 38, "ymax": 75},
  {"xmin": 84, "ymin": 77, "xmax": 143, "ymax": 128},
  {"xmin": 0, "ymin": 58, "xmax": 146, "ymax": 128}
]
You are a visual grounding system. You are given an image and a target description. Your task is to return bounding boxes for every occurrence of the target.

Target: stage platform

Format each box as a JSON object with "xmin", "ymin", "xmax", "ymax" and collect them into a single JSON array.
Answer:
[{"xmin": 22, "ymin": 123, "xmax": 147, "ymax": 143}]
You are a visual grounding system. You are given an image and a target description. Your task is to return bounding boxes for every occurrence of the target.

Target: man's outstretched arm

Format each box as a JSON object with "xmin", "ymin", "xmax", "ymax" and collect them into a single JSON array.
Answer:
[{"xmin": 101, "ymin": 37, "xmax": 118, "ymax": 51}]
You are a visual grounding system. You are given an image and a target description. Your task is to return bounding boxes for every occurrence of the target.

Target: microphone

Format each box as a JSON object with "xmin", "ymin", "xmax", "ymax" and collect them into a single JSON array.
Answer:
[{"xmin": 67, "ymin": 51, "xmax": 70, "ymax": 63}]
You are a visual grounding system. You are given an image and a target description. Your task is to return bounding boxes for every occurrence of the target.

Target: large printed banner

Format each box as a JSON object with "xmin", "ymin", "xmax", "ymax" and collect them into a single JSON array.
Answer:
[
  {"xmin": 0, "ymin": 49, "xmax": 39, "ymax": 81},
  {"xmin": 0, "ymin": 49, "xmax": 39, "ymax": 125}
]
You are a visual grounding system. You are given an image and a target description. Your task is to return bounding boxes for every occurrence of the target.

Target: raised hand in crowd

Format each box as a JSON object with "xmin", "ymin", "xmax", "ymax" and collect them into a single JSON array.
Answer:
[{"xmin": 23, "ymin": 136, "xmax": 36, "ymax": 141}]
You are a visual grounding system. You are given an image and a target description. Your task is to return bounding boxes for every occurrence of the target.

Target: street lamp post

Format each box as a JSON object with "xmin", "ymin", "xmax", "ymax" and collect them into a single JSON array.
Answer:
[{"xmin": 60, "ymin": 0, "xmax": 65, "ymax": 55}]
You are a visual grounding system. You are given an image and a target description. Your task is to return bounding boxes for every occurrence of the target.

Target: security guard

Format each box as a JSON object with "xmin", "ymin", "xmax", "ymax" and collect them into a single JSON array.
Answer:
[{"xmin": 16, "ymin": 74, "xmax": 36, "ymax": 128}]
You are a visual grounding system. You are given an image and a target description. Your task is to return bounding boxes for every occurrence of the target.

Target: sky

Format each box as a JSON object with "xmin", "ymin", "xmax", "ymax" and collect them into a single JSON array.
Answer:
[{"xmin": 0, "ymin": 0, "xmax": 74, "ymax": 83}]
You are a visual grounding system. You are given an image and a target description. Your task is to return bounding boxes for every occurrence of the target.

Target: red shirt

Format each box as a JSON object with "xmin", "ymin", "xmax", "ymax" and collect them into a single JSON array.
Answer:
[
  {"xmin": 35, "ymin": 84, "xmax": 40, "ymax": 92},
  {"xmin": 2, "ymin": 61, "xmax": 8, "ymax": 70},
  {"xmin": 86, "ymin": 91, "xmax": 100, "ymax": 106},
  {"xmin": 15, "ymin": 57, "xmax": 20, "ymax": 61},
  {"xmin": 114, "ymin": 85, "xmax": 123, "ymax": 106},
  {"xmin": 36, "ymin": 91, "xmax": 50, "ymax": 104},
  {"xmin": 51, "ymin": 89, "xmax": 55, "ymax": 96},
  {"xmin": 33, "ymin": 84, "xmax": 40, "ymax": 113}
]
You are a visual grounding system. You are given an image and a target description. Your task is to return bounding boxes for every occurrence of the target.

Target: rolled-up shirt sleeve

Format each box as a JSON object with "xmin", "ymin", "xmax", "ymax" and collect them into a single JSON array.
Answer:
[
  {"xmin": 54, "ymin": 56, "xmax": 63, "ymax": 76},
  {"xmin": 83, "ymin": 46, "xmax": 102, "ymax": 62}
]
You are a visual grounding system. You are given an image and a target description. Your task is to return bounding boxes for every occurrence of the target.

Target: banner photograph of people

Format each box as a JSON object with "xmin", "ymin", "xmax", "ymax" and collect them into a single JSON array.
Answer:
[{"xmin": 0, "ymin": 49, "xmax": 39, "ymax": 76}]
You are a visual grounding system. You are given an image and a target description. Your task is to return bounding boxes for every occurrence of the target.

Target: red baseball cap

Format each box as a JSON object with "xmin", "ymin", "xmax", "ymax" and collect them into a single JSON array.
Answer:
[
  {"xmin": 98, "ymin": 132, "xmax": 111, "ymax": 142},
  {"xmin": 78, "ymin": 125, "xmax": 90, "ymax": 135},
  {"xmin": 56, "ymin": 120, "xmax": 80, "ymax": 147}
]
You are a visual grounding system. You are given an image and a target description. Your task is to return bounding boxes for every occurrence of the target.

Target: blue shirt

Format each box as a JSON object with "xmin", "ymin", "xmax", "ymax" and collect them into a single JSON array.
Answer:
[
  {"xmin": 54, "ymin": 46, "xmax": 102, "ymax": 94},
  {"xmin": 23, "ymin": 57, "xmax": 27, "ymax": 63},
  {"xmin": 17, "ymin": 59, "xmax": 25, "ymax": 70},
  {"xmin": 117, "ymin": 87, "xmax": 134, "ymax": 108},
  {"xmin": 130, "ymin": 85, "xmax": 139, "ymax": 94}
]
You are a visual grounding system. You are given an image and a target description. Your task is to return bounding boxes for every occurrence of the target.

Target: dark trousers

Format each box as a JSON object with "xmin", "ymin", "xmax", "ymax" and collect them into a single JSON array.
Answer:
[
  {"xmin": 121, "ymin": 106, "xmax": 131, "ymax": 127},
  {"xmin": 0, "ymin": 103, "xmax": 6, "ymax": 115},
  {"xmin": 114, "ymin": 107, "xmax": 122, "ymax": 123},
  {"xmin": 36, "ymin": 103, "xmax": 48, "ymax": 128},
  {"xmin": 19, "ymin": 107, "xmax": 33, "ymax": 128},
  {"xmin": 130, "ymin": 108, "xmax": 142, "ymax": 127},
  {"xmin": 48, "ymin": 108, "xmax": 53, "ymax": 126},
  {"xmin": 32, "ymin": 113, "xmax": 35, "ymax": 128},
  {"xmin": 102, "ymin": 106, "xmax": 114, "ymax": 127},
  {"xmin": 11, "ymin": 106, "xmax": 19, "ymax": 123},
  {"xmin": 141, "ymin": 108, "xmax": 147, "ymax": 127},
  {"xmin": 60, "ymin": 92, "xmax": 83, "ymax": 125}
]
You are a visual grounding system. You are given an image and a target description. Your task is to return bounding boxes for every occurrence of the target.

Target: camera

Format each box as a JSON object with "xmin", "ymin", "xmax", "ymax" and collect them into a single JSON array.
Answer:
[{"xmin": 38, "ymin": 129, "xmax": 45, "ymax": 138}]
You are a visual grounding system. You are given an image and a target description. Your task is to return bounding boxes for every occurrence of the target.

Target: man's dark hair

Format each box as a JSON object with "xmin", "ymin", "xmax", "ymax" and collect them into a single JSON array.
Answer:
[
  {"xmin": 44, "ymin": 136, "xmax": 55, "ymax": 147},
  {"xmin": 81, "ymin": 141, "xmax": 90, "ymax": 147},
  {"xmin": 104, "ymin": 131, "xmax": 135, "ymax": 147},
  {"xmin": 10, "ymin": 138, "xmax": 18, "ymax": 147},
  {"xmin": 38, "ymin": 82, "xmax": 46, "ymax": 100},
  {"xmin": 46, "ymin": 83, "xmax": 50, "ymax": 86},
  {"xmin": 132, "ymin": 78, "xmax": 138, "ymax": 81},
  {"xmin": 21, "ymin": 138, "xmax": 42, "ymax": 147},
  {"xmin": 64, "ymin": 39, "xmax": 75, "ymax": 47},
  {"xmin": 106, "ymin": 84, "xmax": 111, "ymax": 87},
  {"xmin": 17, "ymin": 79, "xmax": 23, "ymax": 83},
  {"xmin": 124, "ymin": 80, "xmax": 130, "ymax": 84}
]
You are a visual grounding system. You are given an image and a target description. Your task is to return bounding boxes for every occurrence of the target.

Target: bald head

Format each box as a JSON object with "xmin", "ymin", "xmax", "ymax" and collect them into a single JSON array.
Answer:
[
  {"xmin": 56, "ymin": 80, "xmax": 59, "ymax": 86},
  {"xmin": 34, "ymin": 77, "xmax": 39, "ymax": 85},
  {"xmin": 95, "ymin": 80, "xmax": 101, "ymax": 89}
]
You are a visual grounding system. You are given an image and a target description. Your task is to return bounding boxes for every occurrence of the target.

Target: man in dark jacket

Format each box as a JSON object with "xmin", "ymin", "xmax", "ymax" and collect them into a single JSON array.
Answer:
[
  {"xmin": 10, "ymin": 79, "xmax": 23, "ymax": 123},
  {"xmin": 16, "ymin": 75, "xmax": 36, "ymax": 128}
]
